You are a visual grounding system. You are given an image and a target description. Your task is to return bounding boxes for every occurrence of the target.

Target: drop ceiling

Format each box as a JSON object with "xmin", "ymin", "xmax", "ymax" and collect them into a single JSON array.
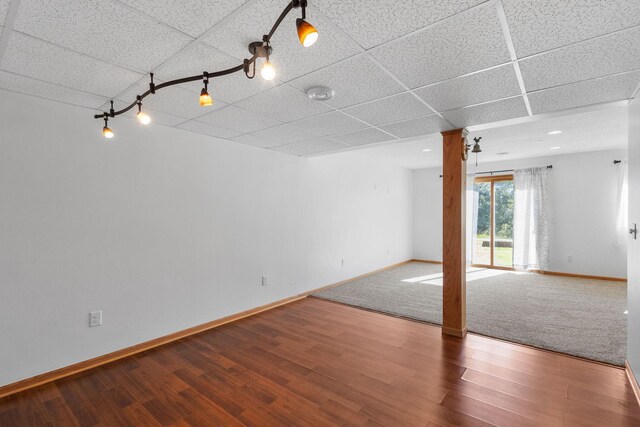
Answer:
[
  {"xmin": 352, "ymin": 105, "xmax": 629, "ymax": 170},
  {"xmin": 0, "ymin": 0, "xmax": 638, "ymax": 157}
]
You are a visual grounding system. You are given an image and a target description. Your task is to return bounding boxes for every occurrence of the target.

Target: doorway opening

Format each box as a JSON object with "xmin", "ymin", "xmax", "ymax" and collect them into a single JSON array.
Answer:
[{"xmin": 472, "ymin": 175, "xmax": 514, "ymax": 268}]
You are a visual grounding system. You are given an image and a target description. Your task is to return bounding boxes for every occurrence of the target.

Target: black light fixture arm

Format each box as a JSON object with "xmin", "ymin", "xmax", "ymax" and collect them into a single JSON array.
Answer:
[{"xmin": 93, "ymin": 0, "xmax": 298, "ymax": 120}]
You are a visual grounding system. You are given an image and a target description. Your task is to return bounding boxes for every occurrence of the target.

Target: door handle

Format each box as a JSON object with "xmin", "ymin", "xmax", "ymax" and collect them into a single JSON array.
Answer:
[{"xmin": 631, "ymin": 223, "xmax": 638, "ymax": 240}]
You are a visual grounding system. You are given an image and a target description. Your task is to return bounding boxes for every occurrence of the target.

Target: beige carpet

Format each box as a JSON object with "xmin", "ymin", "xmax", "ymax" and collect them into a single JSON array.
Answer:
[{"xmin": 313, "ymin": 262, "xmax": 627, "ymax": 366}]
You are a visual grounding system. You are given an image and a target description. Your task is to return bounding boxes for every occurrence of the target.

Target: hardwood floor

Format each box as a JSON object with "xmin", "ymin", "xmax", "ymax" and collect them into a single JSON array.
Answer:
[{"xmin": 1, "ymin": 297, "xmax": 638, "ymax": 426}]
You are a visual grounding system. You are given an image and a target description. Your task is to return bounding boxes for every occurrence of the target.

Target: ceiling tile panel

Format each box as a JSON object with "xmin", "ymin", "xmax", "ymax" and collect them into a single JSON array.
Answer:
[
  {"xmin": 313, "ymin": 0, "xmax": 485, "ymax": 49},
  {"xmin": 251, "ymin": 124, "xmax": 318, "ymax": 145},
  {"xmin": 118, "ymin": 82, "xmax": 224, "ymax": 119},
  {"xmin": 201, "ymin": 0, "xmax": 361, "ymax": 81},
  {"xmin": 231, "ymin": 133, "xmax": 284, "ymax": 148},
  {"xmin": 271, "ymin": 138, "xmax": 349, "ymax": 156},
  {"xmin": 117, "ymin": 0, "xmax": 248, "ymax": 38},
  {"xmin": 0, "ymin": 70, "xmax": 107, "ymax": 109},
  {"xmin": 331, "ymin": 127, "xmax": 397, "ymax": 146},
  {"xmin": 289, "ymin": 55, "xmax": 405, "ymax": 109},
  {"xmin": 138, "ymin": 110, "xmax": 188, "ymax": 127},
  {"xmin": 414, "ymin": 64, "xmax": 522, "ymax": 112},
  {"xmin": 380, "ymin": 115, "xmax": 449, "ymax": 139},
  {"xmin": 154, "ymin": 42, "xmax": 239, "ymax": 81},
  {"xmin": 290, "ymin": 111, "xmax": 367, "ymax": 136},
  {"xmin": 208, "ymin": 71, "xmax": 281, "ymax": 104},
  {"xmin": 528, "ymin": 71, "xmax": 640, "ymax": 114},
  {"xmin": 176, "ymin": 120, "xmax": 241, "ymax": 139},
  {"xmin": 370, "ymin": 2, "xmax": 510, "ymax": 88},
  {"xmin": 342, "ymin": 92, "xmax": 432, "ymax": 126},
  {"xmin": 519, "ymin": 27, "xmax": 640, "ymax": 92},
  {"xmin": 0, "ymin": 1, "xmax": 9, "ymax": 22},
  {"xmin": 503, "ymin": 0, "xmax": 640, "ymax": 58},
  {"xmin": 235, "ymin": 84, "xmax": 333, "ymax": 122},
  {"xmin": 14, "ymin": 0, "xmax": 193, "ymax": 72},
  {"xmin": 441, "ymin": 96, "xmax": 529, "ymax": 128},
  {"xmin": 1, "ymin": 32, "xmax": 143, "ymax": 97},
  {"xmin": 196, "ymin": 105, "xmax": 282, "ymax": 133}
]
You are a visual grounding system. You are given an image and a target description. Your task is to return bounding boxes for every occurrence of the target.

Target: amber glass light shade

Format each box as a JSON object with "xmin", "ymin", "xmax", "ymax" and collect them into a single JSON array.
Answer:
[
  {"xmin": 199, "ymin": 88, "xmax": 213, "ymax": 106},
  {"xmin": 296, "ymin": 18, "xmax": 318, "ymax": 47},
  {"xmin": 103, "ymin": 126, "xmax": 114, "ymax": 139}
]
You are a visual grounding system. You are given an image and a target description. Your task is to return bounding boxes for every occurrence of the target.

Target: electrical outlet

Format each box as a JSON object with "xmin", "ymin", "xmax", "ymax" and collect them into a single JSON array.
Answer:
[
  {"xmin": 567, "ymin": 255, "xmax": 573, "ymax": 262},
  {"xmin": 341, "ymin": 258, "xmax": 344, "ymax": 267},
  {"xmin": 89, "ymin": 311, "xmax": 102, "ymax": 327},
  {"xmin": 261, "ymin": 276, "xmax": 268, "ymax": 286}
]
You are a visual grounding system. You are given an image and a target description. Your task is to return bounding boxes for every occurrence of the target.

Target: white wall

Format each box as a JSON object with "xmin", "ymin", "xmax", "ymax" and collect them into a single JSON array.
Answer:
[
  {"xmin": 628, "ymin": 96, "xmax": 640, "ymax": 379},
  {"xmin": 413, "ymin": 149, "xmax": 627, "ymax": 278},
  {"xmin": 0, "ymin": 90, "xmax": 413, "ymax": 386}
]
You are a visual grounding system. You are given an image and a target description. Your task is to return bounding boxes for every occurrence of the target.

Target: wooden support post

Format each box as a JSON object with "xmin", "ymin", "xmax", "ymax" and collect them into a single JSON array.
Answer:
[{"xmin": 442, "ymin": 128, "xmax": 468, "ymax": 337}]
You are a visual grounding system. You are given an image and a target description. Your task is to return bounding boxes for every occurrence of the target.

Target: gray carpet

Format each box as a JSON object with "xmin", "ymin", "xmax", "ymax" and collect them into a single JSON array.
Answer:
[{"xmin": 313, "ymin": 262, "xmax": 627, "ymax": 366}]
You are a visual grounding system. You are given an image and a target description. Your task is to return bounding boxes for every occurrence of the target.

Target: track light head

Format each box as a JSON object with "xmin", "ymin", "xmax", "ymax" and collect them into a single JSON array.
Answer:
[
  {"xmin": 103, "ymin": 125, "xmax": 114, "ymax": 139},
  {"xmin": 200, "ymin": 88, "xmax": 213, "ymax": 106},
  {"xmin": 296, "ymin": 18, "xmax": 318, "ymax": 47},
  {"xmin": 200, "ymin": 73, "xmax": 214, "ymax": 106},
  {"xmin": 261, "ymin": 60, "xmax": 276, "ymax": 80},
  {"xmin": 102, "ymin": 116, "xmax": 114, "ymax": 139},
  {"xmin": 136, "ymin": 98, "xmax": 151, "ymax": 125},
  {"xmin": 137, "ymin": 111, "xmax": 151, "ymax": 125}
]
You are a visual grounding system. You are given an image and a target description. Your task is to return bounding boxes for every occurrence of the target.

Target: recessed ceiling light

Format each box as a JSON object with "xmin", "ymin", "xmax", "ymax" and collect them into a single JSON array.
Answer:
[
  {"xmin": 497, "ymin": 152, "xmax": 509, "ymax": 155},
  {"xmin": 306, "ymin": 86, "xmax": 335, "ymax": 101},
  {"xmin": 422, "ymin": 148, "xmax": 432, "ymax": 152},
  {"xmin": 548, "ymin": 130, "xmax": 562, "ymax": 135},
  {"xmin": 531, "ymin": 139, "xmax": 544, "ymax": 144},
  {"xmin": 550, "ymin": 146, "xmax": 561, "ymax": 150}
]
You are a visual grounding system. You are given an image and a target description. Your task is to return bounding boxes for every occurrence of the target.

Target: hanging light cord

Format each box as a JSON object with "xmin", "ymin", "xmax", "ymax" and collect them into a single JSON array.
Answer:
[{"xmin": 93, "ymin": 0, "xmax": 300, "ymax": 121}]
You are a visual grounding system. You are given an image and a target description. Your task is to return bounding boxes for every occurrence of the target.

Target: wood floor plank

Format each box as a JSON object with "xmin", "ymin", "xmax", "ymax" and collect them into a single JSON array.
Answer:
[{"xmin": 0, "ymin": 297, "xmax": 636, "ymax": 426}]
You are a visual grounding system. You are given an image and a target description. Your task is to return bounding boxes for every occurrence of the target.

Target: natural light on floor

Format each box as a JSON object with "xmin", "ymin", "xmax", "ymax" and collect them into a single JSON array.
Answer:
[{"xmin": 401, "ymin": 267, "xmax": 530, "ymax": 286}]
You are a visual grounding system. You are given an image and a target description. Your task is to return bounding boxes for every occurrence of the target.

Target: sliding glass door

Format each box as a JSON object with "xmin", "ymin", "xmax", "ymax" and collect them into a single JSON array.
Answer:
[{"xmin": 473, "ymin": 175, "xmax": 514, "ymax": 268}]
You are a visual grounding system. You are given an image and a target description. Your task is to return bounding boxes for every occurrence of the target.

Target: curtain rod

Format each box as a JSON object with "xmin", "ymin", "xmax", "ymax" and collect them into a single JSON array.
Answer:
[
  {"xmin": 439, "ymin": 165, "xmax": 552, "ymax": 178},
  {"xmin": 474, "ymin": 165, "xmax": 553, "ymax": 176}
]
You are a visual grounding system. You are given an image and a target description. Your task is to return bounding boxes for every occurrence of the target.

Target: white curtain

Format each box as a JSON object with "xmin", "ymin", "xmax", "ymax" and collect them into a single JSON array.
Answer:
[
  {"xmin": 465, "ymin": 174, "xmax": 477, "ymax": 265},
  {"xmin": 616, "ymin": 162, "xmax": 629, "ymax": 249},
  {"xmin": 513, "ymin": 167, "xmax": 550, "ymax": 270}
]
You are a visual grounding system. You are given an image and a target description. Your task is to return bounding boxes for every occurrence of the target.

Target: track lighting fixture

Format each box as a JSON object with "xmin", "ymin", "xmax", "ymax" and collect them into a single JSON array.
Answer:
[
  {"xmin": 102, "ymin": 115, "xmax": 114, "ymax": 139},
  {"xmin": 136, "ymin": 98, "xmax": 151, "ymax": 125},
  {"xmin": 94, "ymin": 0, "xmax": 320, "ymax": 135},
  {"xmin": 199, "ymin": 72, "xmax": 214, "ymax": 106}
]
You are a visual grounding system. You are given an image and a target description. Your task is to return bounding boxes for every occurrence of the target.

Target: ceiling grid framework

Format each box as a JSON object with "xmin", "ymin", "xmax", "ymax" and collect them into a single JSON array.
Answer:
[{"xmin": 0, "ymin": 0, "xmax": 638, "ymax": 156}]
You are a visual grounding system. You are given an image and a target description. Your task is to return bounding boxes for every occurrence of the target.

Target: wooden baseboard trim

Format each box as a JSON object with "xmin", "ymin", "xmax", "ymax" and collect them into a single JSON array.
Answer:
[
  {"xmin": 535, "ymin": 269, "xmax": 627, "ymax": 283},
  {"xmin": 0, "ymin": 260, "xmax": 413, "ymax": 399},
  {"xmin": 442, "ymin": 326, "xmax": 467, "ymax": 338},
  {"xmin": 414, "ymin": 260, "xmax": 626, "ymax": 282},
  {"xmin": 626, "ymin": 360, "xmax": 640, "ymax": 407}
]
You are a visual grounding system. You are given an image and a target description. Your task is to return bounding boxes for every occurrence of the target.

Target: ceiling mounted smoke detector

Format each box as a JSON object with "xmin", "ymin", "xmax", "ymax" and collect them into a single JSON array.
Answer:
[{"xmin": 306, "ymin": 86, "xmax": 335, "ymax": 101}]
